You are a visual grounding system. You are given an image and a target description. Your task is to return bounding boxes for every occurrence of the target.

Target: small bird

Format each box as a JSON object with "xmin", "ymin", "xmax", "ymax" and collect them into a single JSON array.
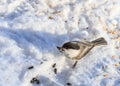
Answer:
[{"xmin": 57, "ymin": 37, "xmax": 107, "ymax": 68}]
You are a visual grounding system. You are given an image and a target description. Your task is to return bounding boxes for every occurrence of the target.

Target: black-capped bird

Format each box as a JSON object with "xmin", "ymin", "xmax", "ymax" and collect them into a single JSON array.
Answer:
[{"xmin": 57, "ymin": 37, "xmax": 107, "ymax": 68}]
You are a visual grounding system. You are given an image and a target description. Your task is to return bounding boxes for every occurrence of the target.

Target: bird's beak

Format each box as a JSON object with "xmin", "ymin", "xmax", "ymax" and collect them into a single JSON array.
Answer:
[
  {"xmin": 57, "ymin": 46, "xmax": 61, "ymax": 50},
  {"xmin": 57, "ymin": 46, "xmax": 62, "ymax": 52}
]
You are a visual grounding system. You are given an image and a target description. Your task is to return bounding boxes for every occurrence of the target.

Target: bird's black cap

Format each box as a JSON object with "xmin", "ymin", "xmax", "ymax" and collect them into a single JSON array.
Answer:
[{"xmin": 62, "ymin": 42, "xmax": 80, "ymax": 50}]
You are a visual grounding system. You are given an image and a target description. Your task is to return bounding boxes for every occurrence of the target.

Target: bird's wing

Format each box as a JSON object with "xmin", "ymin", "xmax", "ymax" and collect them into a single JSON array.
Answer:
[
  {"xmin": 77, "ymin": 41, "xmax": 93, "ymax": 47},
  {"xmin": 74, "ymin": 41, "xmax": 94, "ymax": 60}
]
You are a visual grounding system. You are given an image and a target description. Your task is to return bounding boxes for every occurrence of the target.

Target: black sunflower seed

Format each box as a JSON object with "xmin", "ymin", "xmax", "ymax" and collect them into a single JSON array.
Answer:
[
  {"xmin": 67, "ymin": 83, "xmax": 72, "ymax": 86},
  {"xmin": 54, "ymin": 68, "xmax": 57, "ymax": 74},
  {"xmin": 52, "ymin": 63, "xmax": 56, "ymax": 68},
  {"xmin": 28, "ymin": 66, "xmax": 34, "ymax": 70},
  {"xmin": 30, "ymin": 77, "xmax": 40, "ymax": 84}
]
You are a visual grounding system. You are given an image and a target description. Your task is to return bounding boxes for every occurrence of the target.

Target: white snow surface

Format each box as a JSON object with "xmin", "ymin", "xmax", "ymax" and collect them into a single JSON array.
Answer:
[{"xmin": 0, "ymin": 0, "xmax": 120, "ymax": 86}]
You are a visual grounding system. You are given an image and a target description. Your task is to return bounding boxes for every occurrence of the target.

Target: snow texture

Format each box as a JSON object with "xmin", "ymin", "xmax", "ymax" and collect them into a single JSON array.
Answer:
[{"xmin": 0, "ymin": 0, "xmax": 120, "ymax": 86}]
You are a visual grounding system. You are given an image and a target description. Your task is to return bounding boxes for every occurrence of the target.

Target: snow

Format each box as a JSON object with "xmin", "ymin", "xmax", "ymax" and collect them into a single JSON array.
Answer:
[{"xmin": 0, "ymin": 0, "xmax": 120, "ymax": 86}]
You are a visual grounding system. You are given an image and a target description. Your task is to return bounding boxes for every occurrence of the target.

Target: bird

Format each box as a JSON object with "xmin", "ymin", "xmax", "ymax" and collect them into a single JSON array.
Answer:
[{"xmin": 57, "ymin": 37, "xmax": 107, "ymax": 68}]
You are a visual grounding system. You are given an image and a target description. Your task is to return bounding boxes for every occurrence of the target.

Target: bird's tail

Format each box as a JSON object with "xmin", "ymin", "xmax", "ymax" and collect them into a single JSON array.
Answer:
[{"xmin": 91, "ymin": 37, "xmax": 107, "ymax": 46}]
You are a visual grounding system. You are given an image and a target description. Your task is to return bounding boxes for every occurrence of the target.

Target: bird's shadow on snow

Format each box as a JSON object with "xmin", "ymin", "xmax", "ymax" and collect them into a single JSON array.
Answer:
[{"xmin": 0, "ymin": 27, "xmax": 69, "ymax": 58}]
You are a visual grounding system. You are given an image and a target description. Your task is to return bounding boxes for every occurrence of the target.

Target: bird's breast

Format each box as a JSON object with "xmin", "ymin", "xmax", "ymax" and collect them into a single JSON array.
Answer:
[{"xmin": 64, "ymin": 49, "xmax": 81, "ymax": 59}]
